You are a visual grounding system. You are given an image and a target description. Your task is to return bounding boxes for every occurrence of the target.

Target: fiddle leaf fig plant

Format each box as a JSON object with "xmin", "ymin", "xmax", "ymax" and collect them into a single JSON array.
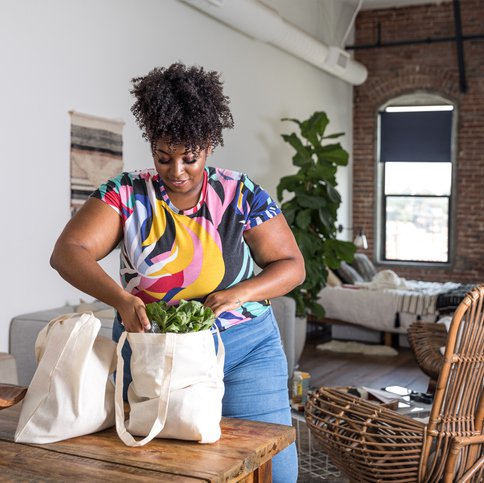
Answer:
[{"xmin": 277, "ymin": 111, "xmax": 356, "ymax": 318}]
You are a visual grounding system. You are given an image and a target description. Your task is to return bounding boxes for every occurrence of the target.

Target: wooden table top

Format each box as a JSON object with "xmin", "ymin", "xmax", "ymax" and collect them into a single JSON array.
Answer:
[
  {"xmin": 0, "ymin": 404, "xmax": 295, "ymax": 482},
  {"xmin": 0, "ymin": 383, "xmax": 27, "ymax": 409}
]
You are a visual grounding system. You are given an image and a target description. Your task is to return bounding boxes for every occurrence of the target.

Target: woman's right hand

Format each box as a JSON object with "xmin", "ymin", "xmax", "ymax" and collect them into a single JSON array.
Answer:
[{"xmin": 115, "ymin": 293, "xmax": 151, "ymax": 333}]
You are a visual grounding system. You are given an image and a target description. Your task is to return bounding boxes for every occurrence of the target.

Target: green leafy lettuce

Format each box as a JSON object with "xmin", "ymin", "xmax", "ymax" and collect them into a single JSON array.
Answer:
[{"xmin": 145, "ymin": 299, "xmax": 216, "ymax": 333}]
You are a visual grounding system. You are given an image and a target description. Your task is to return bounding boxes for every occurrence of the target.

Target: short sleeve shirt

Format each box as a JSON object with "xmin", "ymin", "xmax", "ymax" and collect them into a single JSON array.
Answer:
[{"xmin": 91, "ymin": 166, "xmax": 281, "ymax": 330}]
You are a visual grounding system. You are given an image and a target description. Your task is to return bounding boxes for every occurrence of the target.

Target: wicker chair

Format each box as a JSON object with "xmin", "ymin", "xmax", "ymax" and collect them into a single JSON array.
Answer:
[
  {"xmin": 305, "ymin": 285, "xmax": 484, "ymax": 482},
  {"xmin": 407, "ymin": 320, "xmax": 448, "ymax": 389}
]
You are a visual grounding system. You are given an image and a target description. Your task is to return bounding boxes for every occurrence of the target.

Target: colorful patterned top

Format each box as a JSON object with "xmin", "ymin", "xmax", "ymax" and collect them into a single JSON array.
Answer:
[{"xmin": 91, "ymin": 166, "xmax": 281, "ymax": 330}]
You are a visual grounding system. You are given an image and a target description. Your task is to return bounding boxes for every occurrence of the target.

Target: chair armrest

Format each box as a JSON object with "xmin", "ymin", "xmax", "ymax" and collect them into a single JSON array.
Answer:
[{"xmin": 444, "ymin": 434, "xmax": 484, "ymax": 483}]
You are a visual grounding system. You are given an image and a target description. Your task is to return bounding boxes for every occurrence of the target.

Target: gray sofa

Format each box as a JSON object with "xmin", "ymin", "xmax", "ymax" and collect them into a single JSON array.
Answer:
[{"xmin": 9, "ymin": 296, "xmax": 305, "ymax": 386}]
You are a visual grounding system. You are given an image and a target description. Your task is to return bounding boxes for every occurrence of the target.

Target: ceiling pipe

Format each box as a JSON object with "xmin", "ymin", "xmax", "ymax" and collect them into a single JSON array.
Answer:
[
  {"xmin": 341, "ymin": 0, "xmax": 364, "ymax": 48},
  {"xmin": 180, "ymin": 0, "xmax": 368, "ymax": 86}
]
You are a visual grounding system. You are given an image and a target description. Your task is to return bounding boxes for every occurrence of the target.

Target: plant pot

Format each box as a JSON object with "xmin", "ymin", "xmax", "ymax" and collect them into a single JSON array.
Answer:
[{"xmin": 294, "ymin": 316, "xmax": 307, "ymax": 367}]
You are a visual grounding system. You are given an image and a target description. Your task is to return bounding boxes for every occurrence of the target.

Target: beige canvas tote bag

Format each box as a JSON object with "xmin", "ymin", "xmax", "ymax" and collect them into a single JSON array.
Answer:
[
  {"xmin": 115, "ymin": 329, "xmax": 225, "ymax": 447},
  {"xmin": 15, "ymin": 312, "xmax": 116, "ymax": 443}
]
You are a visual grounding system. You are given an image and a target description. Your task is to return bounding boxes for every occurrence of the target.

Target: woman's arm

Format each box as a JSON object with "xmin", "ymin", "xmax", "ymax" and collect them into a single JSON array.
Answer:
[
  {"xmin": 50, "ymin": 198, "xmax": 150, "ymax": 332},
  {"xmin": 204, "ymin": 214, "xmax": 305, "ymax": 316}
]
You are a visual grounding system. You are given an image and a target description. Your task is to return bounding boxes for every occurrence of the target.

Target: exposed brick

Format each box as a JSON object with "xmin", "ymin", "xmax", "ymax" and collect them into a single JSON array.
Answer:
[{"xmin": 352, "ymin": 0, "xmax": 484, "ymax": 283}]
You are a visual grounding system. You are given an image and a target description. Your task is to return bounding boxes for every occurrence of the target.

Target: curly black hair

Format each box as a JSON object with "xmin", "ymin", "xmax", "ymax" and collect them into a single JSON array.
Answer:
[{"xmin": 130, "ymin": 63, "xmax": 234, "ymax": 154}]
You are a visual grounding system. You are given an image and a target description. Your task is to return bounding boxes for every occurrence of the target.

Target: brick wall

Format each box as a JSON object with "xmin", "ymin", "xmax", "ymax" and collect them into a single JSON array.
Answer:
[{"xmin": 353, "ymin": 0, "xmax": 484, "ymax": 283}]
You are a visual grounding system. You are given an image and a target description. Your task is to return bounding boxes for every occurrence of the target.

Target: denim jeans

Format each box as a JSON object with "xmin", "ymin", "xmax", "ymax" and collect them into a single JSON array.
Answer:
[{"xmin": 113, "ymin": 307, "xmax": 298, "ymax": 483}]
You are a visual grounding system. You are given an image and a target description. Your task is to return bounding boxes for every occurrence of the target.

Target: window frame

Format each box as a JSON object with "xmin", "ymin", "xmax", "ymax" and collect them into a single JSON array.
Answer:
[{"xmin": 375, "ymin": 94, "xmax": 457, "ymax": 268}]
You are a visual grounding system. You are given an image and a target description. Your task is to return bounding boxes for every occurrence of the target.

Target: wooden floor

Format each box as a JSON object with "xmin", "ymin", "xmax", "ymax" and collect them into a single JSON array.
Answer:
[{"xmin": 297, "ymin": 333, "xmax": 429, "ymax": 394}]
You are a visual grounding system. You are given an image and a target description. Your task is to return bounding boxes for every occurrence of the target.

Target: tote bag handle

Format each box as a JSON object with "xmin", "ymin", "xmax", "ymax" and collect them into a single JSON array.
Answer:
[
  {"xmin": 214, "ymin": 326, "xmax": 225, "ymax": 367},
  {"xmin": 115, "ymin": 327, "xmax": 224, "ymax": 447},
  {"xmin": 115, "ymin": 330, "xmax": 175, "ymax": 447},
  {"xmin": 35, "ymin": 312, "xmax": 94, "ymax": 363}
]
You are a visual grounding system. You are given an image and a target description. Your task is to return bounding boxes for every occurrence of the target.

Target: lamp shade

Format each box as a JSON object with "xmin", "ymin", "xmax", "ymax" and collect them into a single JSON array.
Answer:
[{"xmin": 354, "ymin": 229, "xmax": 368, "ymax": 250}]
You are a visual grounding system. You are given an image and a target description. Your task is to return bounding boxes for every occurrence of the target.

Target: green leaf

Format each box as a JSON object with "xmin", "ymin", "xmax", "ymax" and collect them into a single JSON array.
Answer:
[
  {"xmin": 322, "ymin": 132, "xmax": 345, "ymax": 139},
  {"xmin": 144, "ymin": 299, "xmax": 215, "ymax": 333},
  {"xmin": 304, "ymin": 262, "xmax": 325, "ymax": 290},
  {"xmin": 308, "ymin": 301, "xmax": 326, "ymax": 319},
  {"xmin": 308, "ymin": 161, "xmax": 337, "ymax": 181},
  {"xmin": 282, "ymin": 206, "xmax": 296, "ymax": 225},
  {"xmin": 276, "ymin": 174, "xmax": 303, "ymax": 201},
  {"xmin": 295, "ymin": 231, "xmax": 321, "ymax": 258},
  {"xmin": 145, "ymin": 300, "xmax": 171, "ymax": 331},
  {"xmin": 326, "ymin": 184, "xmax": 341, "ymax": 204},
  {"xmin": 165, "ymin": 322, "xmax": 181, "ymax": 333},
  {"xmin": 281, "ymin": 117, "xmax": 302, "ymax": 128},
  {"xmin": 295, "ymin": 209, "xmax": 312, "ymax": 230},
  {"xmin": 300, "ymin": 112, "xmax": 329, "ymax": 147},
  {"xmin": 281, "ymin": 134, "xmax": 312, "ymax": 167},
  {"xmin": 324, "ymin": 239, "xmax": 356, "ymax": 269},
  {"xmin": 296, "ymin": 192, "xmax": 326, "ymax": 209},
  {"xmin": 318, "ymin": 208, "xmax": 332, "ymax": 231},
  {"xmin": 317, "ymin": 143, "xmax": 349, "ymax": 166}
]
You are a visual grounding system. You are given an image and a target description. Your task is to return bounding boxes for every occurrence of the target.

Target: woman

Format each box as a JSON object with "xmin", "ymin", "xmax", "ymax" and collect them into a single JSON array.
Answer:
[{"xmin": 51, "ymin": 63, "xmax": 305, "ymax": 482}]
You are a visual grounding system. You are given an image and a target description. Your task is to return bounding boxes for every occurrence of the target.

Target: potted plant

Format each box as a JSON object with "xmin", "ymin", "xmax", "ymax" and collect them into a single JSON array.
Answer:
[{"xmin": 276, "ymin": 111, "xmax": 356, "ymax": 318}]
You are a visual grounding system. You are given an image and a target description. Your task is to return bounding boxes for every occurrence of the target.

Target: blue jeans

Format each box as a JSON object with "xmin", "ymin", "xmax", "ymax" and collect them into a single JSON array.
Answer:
[{"xmin": 113, "ymin": 307, "xmax": 298, "ymax": 483}]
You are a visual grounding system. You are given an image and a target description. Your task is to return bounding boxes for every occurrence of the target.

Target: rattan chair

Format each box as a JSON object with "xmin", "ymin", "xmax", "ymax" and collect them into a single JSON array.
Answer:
[
  {"xmin": 407, "ymin": 320, "xmax": 448, "ymax": 389},
  {"xmin": 305, "ymin": 285, "xmax": 484, "ymax": 482}
]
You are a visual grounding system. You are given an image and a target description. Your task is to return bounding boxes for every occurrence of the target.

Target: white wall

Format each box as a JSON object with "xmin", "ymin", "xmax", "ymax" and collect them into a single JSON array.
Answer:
[{"xmin": 0, "ymin": 0, "xmax": 353, "ymax": 352}]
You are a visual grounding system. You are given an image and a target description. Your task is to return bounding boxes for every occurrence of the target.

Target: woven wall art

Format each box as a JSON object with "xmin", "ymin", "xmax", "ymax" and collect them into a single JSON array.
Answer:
[{"xmin": 69, "ymin": 110, "xmax": 124, "ymax": 216}]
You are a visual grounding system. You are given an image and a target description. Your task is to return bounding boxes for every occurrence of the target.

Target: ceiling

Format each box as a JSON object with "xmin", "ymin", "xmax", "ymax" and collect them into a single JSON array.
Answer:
[
  {"xmin": 260, "ymin": 0, "xmax": 453, "ymax": 49},
  {"xmin": 361, "ymin": 0, "xmax": 451, "ymax": 10}
]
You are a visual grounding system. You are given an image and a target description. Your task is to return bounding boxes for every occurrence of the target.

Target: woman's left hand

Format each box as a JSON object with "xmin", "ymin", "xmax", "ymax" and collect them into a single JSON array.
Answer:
[
  {"xmin": 204, "ymin": 214, "xmax": 305, "ymax": 318},
  {"xmin": 204, "ymin": 290, "xmax": 244, "ymax": 317}
]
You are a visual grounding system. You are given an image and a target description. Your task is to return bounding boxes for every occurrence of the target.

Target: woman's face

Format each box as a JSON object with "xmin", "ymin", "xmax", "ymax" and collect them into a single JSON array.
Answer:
[{"xmin": 153, "ymin": 139, "xmax": 210, "ymax": 199}]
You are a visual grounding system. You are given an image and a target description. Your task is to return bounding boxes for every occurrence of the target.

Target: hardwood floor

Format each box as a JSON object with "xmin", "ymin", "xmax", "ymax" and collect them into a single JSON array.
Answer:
[{"xmin": 297, "ymin": 332, "xmax": 430, "ymax": 394}]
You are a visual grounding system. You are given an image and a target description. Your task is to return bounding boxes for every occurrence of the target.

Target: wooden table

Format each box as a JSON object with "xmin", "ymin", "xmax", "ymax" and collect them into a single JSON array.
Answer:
[{"xmin": 0, "ymin": 404, "xmax": 295, "ymax": 482}]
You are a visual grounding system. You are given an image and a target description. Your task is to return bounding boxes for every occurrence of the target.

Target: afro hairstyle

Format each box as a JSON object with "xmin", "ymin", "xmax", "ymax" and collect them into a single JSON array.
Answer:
[{"xmin": 130, "ymin": 63, "xmax": 234, "ymax": 154}]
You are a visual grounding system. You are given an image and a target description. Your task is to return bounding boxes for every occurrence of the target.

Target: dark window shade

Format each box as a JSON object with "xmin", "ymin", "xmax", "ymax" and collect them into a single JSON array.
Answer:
[{"xmin": 380, "ymin": 111, "xmax": 452, "ymax": 162}]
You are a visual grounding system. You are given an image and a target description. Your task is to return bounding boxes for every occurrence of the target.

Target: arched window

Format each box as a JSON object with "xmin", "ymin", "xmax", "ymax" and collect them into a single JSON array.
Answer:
[{"xmin": 376, "ymin": 93, "xmax": 456, "ymax": 265}]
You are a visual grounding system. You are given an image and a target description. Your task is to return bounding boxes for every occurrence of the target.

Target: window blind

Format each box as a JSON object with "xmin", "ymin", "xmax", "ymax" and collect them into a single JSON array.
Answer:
[{"xmin": 380, "ymin": 111, "xmax": 452, "ymax": 162}]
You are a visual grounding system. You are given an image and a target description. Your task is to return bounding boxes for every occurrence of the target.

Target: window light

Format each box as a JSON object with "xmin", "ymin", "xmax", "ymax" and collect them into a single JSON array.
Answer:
[{"xmin": 385, "ymin": 105, "xmax": 454, "ymax": 112}]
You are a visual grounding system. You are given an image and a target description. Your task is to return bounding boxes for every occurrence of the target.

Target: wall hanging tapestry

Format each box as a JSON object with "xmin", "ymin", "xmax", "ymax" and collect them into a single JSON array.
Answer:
[{"xmin": 69, "ymin": 110, "xmax": 124, "ymax": 216}]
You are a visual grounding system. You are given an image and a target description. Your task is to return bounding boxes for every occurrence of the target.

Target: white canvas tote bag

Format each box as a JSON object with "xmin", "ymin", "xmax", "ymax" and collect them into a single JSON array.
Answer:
[
  {"xmin": 15, "ymin": 312, "xmax": 116, "ymax": 443},
  {"xmin": 115, "ymin": 329, "xmax": 225, "ymax": 447}
]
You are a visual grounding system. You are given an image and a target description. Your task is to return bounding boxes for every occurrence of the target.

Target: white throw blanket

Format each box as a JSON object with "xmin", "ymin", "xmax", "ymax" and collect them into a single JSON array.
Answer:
[
  {"xmin": 356, "ymin": 271, "xmax": 460, "ymax": 316},
  {"xmin": 319, "ymin": 274, "xmax": 460, "ymax": 333},
  {"xmin": 356, "ymin": 270, "xmax": 409, "ymax": 290}
]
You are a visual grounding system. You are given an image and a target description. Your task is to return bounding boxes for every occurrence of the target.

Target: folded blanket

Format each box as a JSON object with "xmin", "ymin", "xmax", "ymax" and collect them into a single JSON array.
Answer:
[
  {"xmin": 436, "ymin": 283, "xmax": 476, "ymax": 313},
  {"xmin": 356, "ymin": 270, "xmax": 409, "ymax": 290},
  {"xmin": 357, "ymin": 272, "xmax": 461, "ymax": 318}
]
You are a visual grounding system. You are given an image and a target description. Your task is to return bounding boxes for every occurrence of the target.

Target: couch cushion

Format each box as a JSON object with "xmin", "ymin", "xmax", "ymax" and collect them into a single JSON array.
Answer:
[
  {"xmin": 335, "ymin": 262, "xmax": 365, "ymax": 284},
  {"xmin": 327, "ymin": 268, "xmax": 343, "ymax": 287},
  {"xmin": 0, "ymin": 353, "xmax": 18, "ymax": 385},
  {"xmin": 350, "ymin": 253, "xmax": 377, "ymax": 282}
]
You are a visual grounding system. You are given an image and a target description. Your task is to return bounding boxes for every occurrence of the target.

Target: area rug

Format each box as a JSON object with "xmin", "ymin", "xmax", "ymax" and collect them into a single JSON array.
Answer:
[
  {"xmin": 316, "ymin": 340, "xmax": 398, "ymax": 356},
  {"xmin": 292, "ymin": 413, "xmax": 348, "ymax": 482}
]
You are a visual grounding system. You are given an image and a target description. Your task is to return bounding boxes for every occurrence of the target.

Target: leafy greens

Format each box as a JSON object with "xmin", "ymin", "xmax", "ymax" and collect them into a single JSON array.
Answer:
[{"xmin": 145, "ymin": 299, "xmax": 216, "ymax": 333}]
